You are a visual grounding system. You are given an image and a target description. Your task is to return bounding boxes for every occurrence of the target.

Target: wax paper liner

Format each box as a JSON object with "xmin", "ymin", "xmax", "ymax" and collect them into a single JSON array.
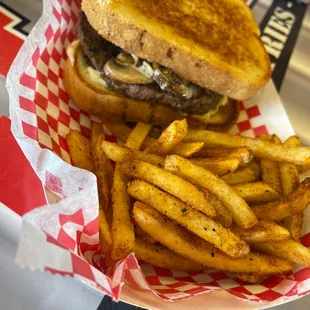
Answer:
[{"xmin": 5, "ymin": 0, "xmax": 310, "ymax": 305}]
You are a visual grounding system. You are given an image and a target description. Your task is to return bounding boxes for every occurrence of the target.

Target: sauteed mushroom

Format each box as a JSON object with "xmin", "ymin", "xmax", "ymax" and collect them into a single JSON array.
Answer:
[
  {"xmin": 153, "ymin": 64, "xmax": 201, "ymax": 99},
  {"xmin": 104, "ymin": 53, "xmax": 153, "ymax": 84}
]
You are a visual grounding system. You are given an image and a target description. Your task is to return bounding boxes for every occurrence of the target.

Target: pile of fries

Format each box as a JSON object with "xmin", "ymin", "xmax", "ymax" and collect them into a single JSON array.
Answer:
[{"xmin": 66, "ymin": 119, "xmax": 310, "ymax": 283}]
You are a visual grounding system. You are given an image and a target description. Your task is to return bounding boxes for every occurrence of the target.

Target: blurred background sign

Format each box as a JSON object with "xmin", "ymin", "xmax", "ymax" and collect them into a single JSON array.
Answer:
[{"xmin": 259, "ymin": 0, "xmax": 308, "ymax": 90}]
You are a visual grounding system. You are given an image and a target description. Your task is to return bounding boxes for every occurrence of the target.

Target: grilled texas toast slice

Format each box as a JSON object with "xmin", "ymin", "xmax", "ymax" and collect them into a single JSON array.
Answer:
[{"xmin": 82, "ymin": 0, "xmax": 271, "ymax": 100}]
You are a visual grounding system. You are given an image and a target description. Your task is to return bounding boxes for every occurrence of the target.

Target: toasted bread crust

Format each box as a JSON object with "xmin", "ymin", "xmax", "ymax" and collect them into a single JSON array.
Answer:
[
  {"xmin": 82, "ymin": 0, "xmax": 271, "ymax": 100},
  {"xmin": 63, "ymin": 46, "xmax": 237, "ymax": 128}
]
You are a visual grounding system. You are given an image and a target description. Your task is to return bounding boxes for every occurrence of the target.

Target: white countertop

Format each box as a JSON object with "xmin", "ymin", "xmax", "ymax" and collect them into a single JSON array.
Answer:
[{"xmin": 0, "ymin": 236, "xmax": 103, "ymax": 310}]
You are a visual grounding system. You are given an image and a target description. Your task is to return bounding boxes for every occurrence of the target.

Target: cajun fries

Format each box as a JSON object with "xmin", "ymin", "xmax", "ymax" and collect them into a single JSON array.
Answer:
[
  {"xmin": 252, "ymin": 178, "xmax": 310, "ymax": 221},
  {"xmin": 221, "ymin": 167, "xmax": 256, "ymax": 185},
  {"xmin": 280, "ymin": 136, "xmax": 300, "ymax": 196},
  {"xmin": 253, "ymin": 240, "xmax": 310, "ymax": 267},
  {"xmin": 279, "ymin": 136, "xmax": 303, "ymax": 241},
  {"xmin": 99, "ymin": 206, "xmax": 113, "ymax": 255},
  {"xmin": 91, "ymin": 123, "xmax": 104, "ymax": 152},
  {"xmin": 195, "ymin": 147, "xmax": 252, "ymax": 165},
  {"xmin": 204, "ymin": 191, "xmax": 233, "ymax": 228},
  {"xmin": 233, "ymin": 182, "xmax": 281, "ymax": 204},
  {"xmin": 110, "ymin": 122, "xmax": 153, "ymax": 260},
  {"xmin": 102, "ymin": 118, "xmax": 203, "ymax": 157},
  {"xmin": 67, "ymin": 116, "xmax": 310, "ymax": 281},
  {"xmin": 231, "ymin": 221, "xmax": 290, "ymax": 244},
  {"xmin": 101, "ymin": 117, "xmax": 132, "ymax": 142},
  {"xmin": 126, "ymin": 122, "xmax": 153, "ymax": 150},
  {"xmin": 67, "ymin": 129, "xmax": 113, "ymax": 256},
  {"xmin": 145, "ymin": 119, "xmax": 188, "ymax": 155},
  {"xmin": 102, "ymin": 141, "xmax": 164, "ymax": 167},
  {"xmin": 134, "ymin": 237, "xmax": 205, "ymax": 271},
  {"xmin": 110, "ymin": 165, "xmax": 135, "ymax": 260},
  {"xmin": 133, "ymin": 202, "xmax": 293, "ymax": 274},
  {"xmin": 165, "ymin": 155, "xmax": 258, "ymax": 229},
  {"xmin": 66, "ymin": 130, "xmax": 94, "ymax": 172},
  {"xmin": 259, "ymin": 135, "xmax": 282, "ymax": 193},
  {"xmin": 128, "ymin": 180, "xmax": 249, "ymax": 258},
  {"xmin": 246, "ymin": 161, "xmax": 261, "ymax": 181},
  {"xmin": 120, "ymin": 160, "xmax": 216, "ymax": 217},
  {"xmin": 190, "ymin": 157, "xmax": 240, "ymax": 176},
  {"xmin": 173, "ymin": 142, "xmax": 204, "ymax": 157},
  {"xmin": 93, "ymin": 134, "xmax": 113, "ymax": 209},
  {"xmin": 283, "ymin": 213, "xmax": 304, "ymax": 242},
  {"xmin": 185, "ymin": 129, "xmax": 310, "ymax": 165},
  {"xmin": 134, "ymin": 225, "xmax": 157, "ymax": 244}
]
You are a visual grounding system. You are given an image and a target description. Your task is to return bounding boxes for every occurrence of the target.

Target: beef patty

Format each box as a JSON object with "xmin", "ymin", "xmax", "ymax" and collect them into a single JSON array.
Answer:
[
  {"xmin": 78, "ymin": 12, "xmax": 223, "ymax": 115},
  {"xmin": 78, "ymin": 12, "xmax": 121, "ymax": 71}
]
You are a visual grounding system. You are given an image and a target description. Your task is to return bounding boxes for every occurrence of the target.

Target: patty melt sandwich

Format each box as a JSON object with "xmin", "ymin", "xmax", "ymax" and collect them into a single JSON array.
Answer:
[{"xmin": 63, "ymin": 0, "xmax": 271, "ymax": 128}]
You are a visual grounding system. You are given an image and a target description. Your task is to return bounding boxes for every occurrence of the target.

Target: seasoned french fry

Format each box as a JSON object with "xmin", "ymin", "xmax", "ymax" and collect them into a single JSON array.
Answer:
[
  {"xmin": 190, "ymin": 157, "xmax": 240, "ymax": 176},
  {"xmin": 110, "ymin": 122, "xmax": 153, "ymax": 260},
  {"xmin": 145, "ymin": 119, "xmax": 188, "ymax": 155},
  {"xmin": 147, "ymin": 139, "xmax": 205, "ymax": 157},
  {"xmin": 102, "ymin": 118, "xmax": 202, "ymax": 156},
  {"xmin": 204, "ymin": 191, "xmax": 233, "ymax": 228},
  {"xmin": 93, "ymin": 135, "xmax": 112, "ymax": 209},
  {"xmin": 245, "ymin": 161, "xmax": 261, "ymax": 181},
  {"xmin": 133, "ymin": 202, "xmax": 294, "ymax": 274},
  {"xmin": 298, "ymin": 165, "xmax": 310, "ymax": 174},
  {"xmin": 134, "ymin": 237, "xmax": 205, "ymax": 271},
  {"xmin": 99, "ymin": 194, "xmax": 113, "ymax": 229},
  {"xmin": 184, "ymin": 129, "xmax": 310, "ymax": 165},
  {"xmin": 91, "ymin": 123, "xmax": 104, "ymax": 152},
  {"xmin": 102, "ymin": 141, "xmax": 164, "ymax": 167},
  {"xmin": 279, "ymin": 136, "xmax": 302, "ymax": 241},
  {"xmin": 102, "ymin": 119, "xmax": 156, "ymax": 147},
  {"xmin": 272, "ymin": 134, "xmax": 282, "ymax": 144},
  {"xmin": 259, "ymin": 135, "xmax": 282, "ymax": 193},
  {"xmin": 66, "ymin": 130, "xmax": 94, "ymax": 172},
  {"xmin": 292, "ymin": 135, "xmax": 310, "ymax": 172},
  {"xmin": 195, "ymin": 147, "xmax": 252, "ymax": 165},
  {"xmin": 134, "ymin": 225, "xmax": 157, "ymax": 244},
  {"xmin": 285, "ymin": 135, "xmax": 301, "ymax": 147},
  {"xmin": 92, "ymin": 131, "xmax": 113, "ymax": 227},
  {"xmin": 233, "ymin": 182, "xmax": 281, "ymax": 203},
  {"xmin": 120, "ymin": 160, "xmax": 216, "ymax": 217},
  {"xmin": 283, "ymin": 213, "xmax": 304, "ymax": 242},
  {"xmin": 126, "ymin": 122, "xmax": 153, "ymax": 150},
  {"xmin": 252, "ymin": 200, "xmax": 303, "ymax": 222},
  {"xmin": 231, "ymin": 221, "xmax": 290, "ymax": 244},
  {"xmin": 220, "ymin": 168, "xmax": 255, "ymax": 185},
  {"xmin": 99, "ymin": 206, "xmax": 112, "ymax": 255},
  {"xmin": 111, "ymin": 165, "xmax": 135, "ymax": 260},
  {"xmin": 68, "ymin": 129, "xmax": 113, "ymax": 254},
  {"xmin": 253, "ymin": 239, "xmax": 310, "ymax": 267},
  {"xmin": 279, "ymin": 137, "xmax": 300, "ymax": 196},
  {"xmin": 101, "ymin": 117, "xmax": 132, "ymax": 142},
  {"xmin": 236, "ymin": 273, "xmax": 266, "ymax": 284},
  {"xmin": 165, "ymin": 155, "xmax": 257, "ymax": 229},
  {"xmin": 252, "ymin": 178, "xmax": 310, "ymax": 221},
  {"xmin": 172, "ymin": 142, "xmax": 204, "ymax": 158},
  {"xmin": 128, "ymin": 180, "xmax": 249, "ymax": 258}
]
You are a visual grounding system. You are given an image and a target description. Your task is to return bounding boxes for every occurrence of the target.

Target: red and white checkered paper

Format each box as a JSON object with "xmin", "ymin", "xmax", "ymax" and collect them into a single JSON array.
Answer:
[{"xmin": 6, "ymin": 0, "xmax": 310, "ymax": 306}]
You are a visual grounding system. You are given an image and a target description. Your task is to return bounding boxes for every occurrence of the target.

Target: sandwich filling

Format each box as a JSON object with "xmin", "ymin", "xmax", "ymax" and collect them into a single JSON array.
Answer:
[{"xmin": 78, "ymin": 12, "xmax": 224, "ymax": 115}]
